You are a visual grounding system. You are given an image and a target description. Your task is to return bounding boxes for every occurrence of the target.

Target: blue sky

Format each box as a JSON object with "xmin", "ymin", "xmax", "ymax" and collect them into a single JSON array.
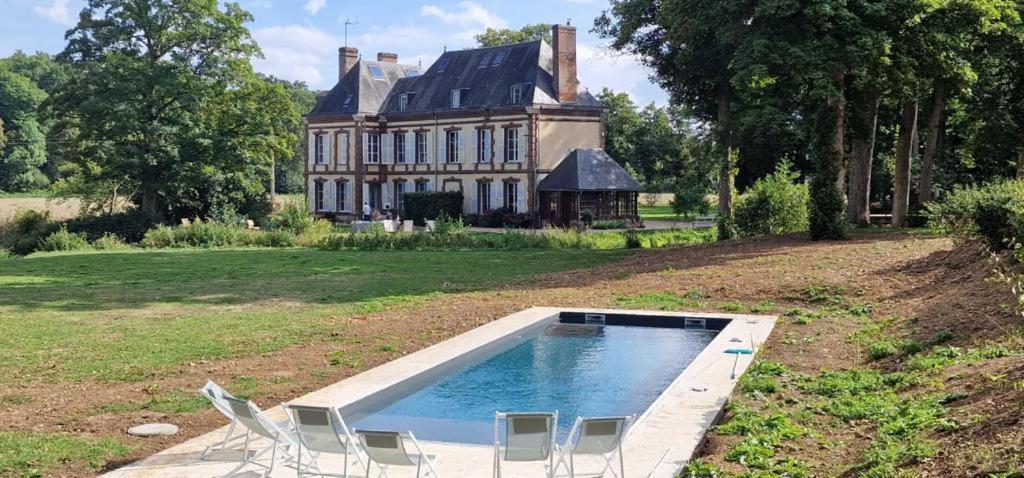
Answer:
[{"xmin": 0, "ymin": 0, "xmax": 668, "ymax": 105}]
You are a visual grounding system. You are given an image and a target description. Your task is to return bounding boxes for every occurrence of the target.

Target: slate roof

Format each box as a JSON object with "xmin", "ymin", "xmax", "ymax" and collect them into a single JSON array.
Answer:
[
  {"xmin": 538, "ymin": 149, "xmax": 642, "ymax": 192},
  {"xmin": 309, "ymin": 40, "xmax": 602, "ymax": 117}
]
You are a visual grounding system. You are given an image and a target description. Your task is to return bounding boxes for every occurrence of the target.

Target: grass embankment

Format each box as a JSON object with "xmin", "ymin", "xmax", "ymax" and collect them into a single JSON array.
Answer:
[{"xmin": 0, "ymin": 247, "xmax": 627, "ymax": 476}]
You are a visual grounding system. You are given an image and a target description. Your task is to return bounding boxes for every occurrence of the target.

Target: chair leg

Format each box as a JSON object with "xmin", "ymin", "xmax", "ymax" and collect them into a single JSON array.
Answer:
[
  {"xmin": 265, "ymin": 438, "xmax": 280, "ymax": 477},
  {"xmin": 569, "ymin": 453, "xmax": 574, "ymax": 478}
]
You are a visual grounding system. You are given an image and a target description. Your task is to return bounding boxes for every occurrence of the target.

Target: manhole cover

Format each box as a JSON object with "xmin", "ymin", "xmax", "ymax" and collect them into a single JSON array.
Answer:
[{"xmin": 128, "ymin": 423, "xmax": 179, "ymax": 437}]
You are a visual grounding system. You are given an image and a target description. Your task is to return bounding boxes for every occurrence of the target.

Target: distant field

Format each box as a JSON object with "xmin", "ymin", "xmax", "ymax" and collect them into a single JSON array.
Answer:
[{"xmin": 0, "ymin": 197, "xmax": 80, "ymax": 222}]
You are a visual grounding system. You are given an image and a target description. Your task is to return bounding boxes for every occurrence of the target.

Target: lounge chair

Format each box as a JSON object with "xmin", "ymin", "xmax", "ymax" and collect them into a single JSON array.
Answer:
[
  {"xmin": 493, "ymin": 412, "xmax": 558, "ymax": 478},
  {"xmin": 224, "ymin": 396, "xmax": 302, "ymax": 476},
  {"xmin": 553, "ymin": 416, "xmax": 632, "ymax": 478},
  {"xmin": 198, "ymin": 380, "xmax": 245, "ymax": 458},
  {"xmin": 355, "ymin": 429, "xmax": 440, "ymax": 478},
  {"xmin": 286, "ymin": 403, "xmax": 367, "ymax": 477}
]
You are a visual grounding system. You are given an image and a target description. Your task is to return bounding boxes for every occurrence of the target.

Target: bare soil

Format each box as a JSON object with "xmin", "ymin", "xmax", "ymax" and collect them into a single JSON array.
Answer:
[{"xmin": 3, "ymin": 232, "xmax": 1022, "ymax": 477}]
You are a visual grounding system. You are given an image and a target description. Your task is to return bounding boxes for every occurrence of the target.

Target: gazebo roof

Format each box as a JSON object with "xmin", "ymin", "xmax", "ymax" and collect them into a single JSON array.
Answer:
[{"xmin": 537, "ymin": 148, "xmax": 642, "ymax": 192}]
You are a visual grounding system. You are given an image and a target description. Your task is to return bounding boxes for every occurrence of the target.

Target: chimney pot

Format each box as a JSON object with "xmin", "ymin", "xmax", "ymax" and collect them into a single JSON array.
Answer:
[
  {"xmin": 551, "ymin": 24, "xmax": 578, "ymax": 103},
  {"xmin": 377, "ymin": 52, "xmax": 398, "ymax": 63},
  {"xmin": 339, "ymin": 47, "xmax": 359, "ymax": 81}
]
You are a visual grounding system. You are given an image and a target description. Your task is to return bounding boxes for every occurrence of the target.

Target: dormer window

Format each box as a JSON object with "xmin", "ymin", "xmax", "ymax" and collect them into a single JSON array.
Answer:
[
  {"xmin": 492, "ymin": 51, "xmax": 506, "ymax": 66},
  {"xmin": 450, "ymin": 89, "xmax": 462, "ymax": 108},
  {"xmin": 368, "ymin": 65, "xmax": 385, "ymax": 79},
  {"xmin": 399, "ymin": 94, "xmax": 409, "ymax": 112},
  {"xmin": 510, "ymin": 84, "xmax": 524, "ymax": 104},
  {"xmin": 437, "ymin": 58, "xmax": 450, "ymax": 72}
]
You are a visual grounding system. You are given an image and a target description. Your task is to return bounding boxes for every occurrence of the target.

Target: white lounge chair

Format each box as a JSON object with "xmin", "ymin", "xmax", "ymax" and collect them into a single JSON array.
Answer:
[
  {"xmin": 287, "ymin": 403, "xmax": 368, "ymax": 477},
  {"xmin": 198, "ymin": 380, "xmax": 245, "ymax": 458},
  {"xmin": 553, "ymin": 416, "xmax": 632, "ymax": 478},
  {"xmin": 493, "ymin": 412, "xmax": 558, "ymax": 478},
  {"xmin": 224, "ymin": 396, "xmax": 302, "ymax": 476},
  {"xmin": 355, "ymin": 429, "xmax": 440, "ymax": 478}
]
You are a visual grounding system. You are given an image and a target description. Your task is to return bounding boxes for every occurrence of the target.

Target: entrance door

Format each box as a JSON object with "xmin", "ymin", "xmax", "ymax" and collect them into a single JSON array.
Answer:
[{"xmin": 369, "ymin": 183, "xmax": 383, "ymax": 210}]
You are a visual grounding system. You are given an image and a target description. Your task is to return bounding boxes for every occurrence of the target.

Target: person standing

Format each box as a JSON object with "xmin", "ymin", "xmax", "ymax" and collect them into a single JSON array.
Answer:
[{"xmin": 362, "ymin": 202, "xmax": 371, "ymax": 221}]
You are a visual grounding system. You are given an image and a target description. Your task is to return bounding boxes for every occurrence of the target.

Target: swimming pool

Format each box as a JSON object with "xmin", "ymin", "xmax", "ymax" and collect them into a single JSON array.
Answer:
[{"xmin": 348, "ymin": 320, "xmax": 719, "ymax": 445}]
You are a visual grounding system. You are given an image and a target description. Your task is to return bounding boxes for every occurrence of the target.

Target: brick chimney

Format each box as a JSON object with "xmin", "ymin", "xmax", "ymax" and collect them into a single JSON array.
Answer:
[
  {"xmin": 377, "ymin": 52, "xmax": 398, "ymax": 63},
  {"xmin": 339, "ymin": 47, "xmax": 359, "ymax": 81},
  {"xmin": 551, "ymin": 22, "xmax": 578, "ymax": 103}
]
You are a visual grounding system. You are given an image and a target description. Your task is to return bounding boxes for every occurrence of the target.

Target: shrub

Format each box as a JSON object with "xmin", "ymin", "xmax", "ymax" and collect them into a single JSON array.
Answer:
[
  {"xmin": 38, "ymin": 226, "xmax": 91, "ymax": 252},
  {"xmin": 925, "ymin": 179, "xmax": 1024, "ymax": 250},
  {"xmin": 269, "ymin": 197, "xmax": 315, "ymax": 234},
  {"xmin": 0, "ymin": 209, "xmax": 58, "ymax": 255},
  {"xmin": 141, "ymin": 221, "xmax": 298, "ymax": 249},
  {"xmin": 671, "ymin": 182, "xmax": 711, "ymax": 220},
  {"xmin": 0, "ymin": 248, "xmax": 14, "ymax": 260},
  {"xmin": 295, "ymin": 219, "xmax": 332, "ymax": 248},
  {"xmin": 735, "ymin": 162, "xmax": 809, "ymax": 237},
  {"xmin": 592, "ymin": 220, "xmax": 627, "ymax": 230},
  {"xmin": 402, "ymin": 191, "xmax": 463, "ymax": 225},
  {"xmin": 432, "ymin": 213, "xmax": 466, "ymax": 235},
  {"xmin": 65, "ymin": 210, "xmax": 163, "ymax": 243},
  {"xmin": 92, "ymin": 233, "xmax": 131, "ymax": 250}
]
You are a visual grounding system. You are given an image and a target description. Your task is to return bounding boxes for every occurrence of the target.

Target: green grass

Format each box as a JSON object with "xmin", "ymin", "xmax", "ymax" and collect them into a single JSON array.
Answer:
[
  {"xmin": 638, "ymin": 205, "xmax": 680, "ymax": 221},
  {"xmin": 0, "ymin": 247, "xmax": 628, "ymax": 383},
  {"xmin": 0, "ymin": 432, "xmax": 130, "ymax": 476}
]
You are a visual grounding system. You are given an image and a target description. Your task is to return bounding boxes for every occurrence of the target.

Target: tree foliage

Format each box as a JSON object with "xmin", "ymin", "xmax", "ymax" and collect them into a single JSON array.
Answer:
[
  {"xmin": 474, "ymin": 24, "xmax": 552, "ymax": 47},
  {"xmin": 0, "ymin": 64, "xmax": 49, "ymax": 191}
]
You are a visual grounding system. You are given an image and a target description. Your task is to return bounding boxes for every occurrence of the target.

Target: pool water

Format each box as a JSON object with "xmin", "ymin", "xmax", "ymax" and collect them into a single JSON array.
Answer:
[{"xmin": 349, "ymin": 323, "xmax": 718, "ymax": 444}]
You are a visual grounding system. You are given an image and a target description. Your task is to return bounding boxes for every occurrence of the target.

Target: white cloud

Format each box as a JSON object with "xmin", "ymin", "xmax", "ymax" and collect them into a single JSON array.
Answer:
[
  {"xmin": 34, "ymin": 0, "xmax": 73, "ymax": 25},
  {"xmin": 303, "ymin": 0, "xmax": 326, "ymax": 15},
  {"xmin": 576, "ymin": 43, "xmax": 664, "ymax": 105},
  {"xmin": 251, "ymin": 25, "xmax": 340, "ymax": 87},
  {"xmin": 421, "ymin": 2, "xmax": 506, "ymax": 30}
]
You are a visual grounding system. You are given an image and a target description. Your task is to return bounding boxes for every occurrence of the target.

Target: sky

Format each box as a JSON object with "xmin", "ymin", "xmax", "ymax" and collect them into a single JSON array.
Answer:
[{"xmin": 0, "ymin": 0, "xmax": 668, "ymax": 105}]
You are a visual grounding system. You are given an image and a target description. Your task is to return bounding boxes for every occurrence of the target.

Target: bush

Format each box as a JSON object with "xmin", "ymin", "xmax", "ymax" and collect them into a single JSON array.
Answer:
[
  {"xmin": 925, "ymin": 179, "xmax": 1024, "ymax": 250},
  {"xmin": 402, "ymin": 191, "xmax": 463, "ymax": 226},
  {"xmin": 735, "ymin": 162, "xmax": 809, "ymax": 237},
  {"xmin": 0, "ymin": 248, "xmax": 14, "ymax": 260},
  {"xmin": 92, "ymin": 233, "xmax": 132, "ymax": 250},
  {"xmin": 473, "ymin": 207, "xmax": 531, "ymax": 228},
  {"xmin": 270, "ymin": 197, "xmax": 315, "ymax": 234},
  {"xmin": 141, "ymin": 221, "xmax": 298, "ymax": 249},
  {"xmin": 0, "ymin": 209, "xmax": 58, "ymax": 255},
  {"xmin": 671, "ymin": 182, "xmax": 711, "ymax": 220},
  {"xmin": 65, "ymin": 210, "xmax": 163, "ymax": 243},
  {"xmin": 592, "ymin": 220, "xmax": 627, "ymax": 230},
  {"xmin": 38, "ymin": 226, "xmax": 91, "ymax": 252},
  {"xmin": 432, "ymin": 213, "xmax": 465, "ymax": 235}
]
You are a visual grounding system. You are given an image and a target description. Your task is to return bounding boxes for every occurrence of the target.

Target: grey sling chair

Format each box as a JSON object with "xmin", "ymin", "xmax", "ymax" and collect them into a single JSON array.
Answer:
[
  {"xmin": 224, "ymin": 396, "xmax": 303, "ymax": 476},
  {"xmin": 492, "ymin": 412, "xmax": 559, "ymax": 478},
  {"xmin": 552, "ymin": 416, "xmax": 633, "ymax": 478},
  {"xmin": 286, "ymin": 403, "xmax": 368, "ymax": 477},
  {"xmin": 198, "ymin": 380, "xmax": 247, "ymax": 459},
  {"xmin": 355, "ymin": 429, "xmax": 440, "ymax": 478}
]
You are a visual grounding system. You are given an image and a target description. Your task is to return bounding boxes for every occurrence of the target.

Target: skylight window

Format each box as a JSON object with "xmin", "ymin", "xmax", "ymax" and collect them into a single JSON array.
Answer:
[
  {"xmin": 368, "ymin": 65, "xmax": 385, "ymax": 79},
  {"xmin": 406, "ymin": 69, "xmax": 421, "ymax": 77},
  {"xmin": 343, "ymin": 94, "xmax": 353, "ymax": 106},
  {"xmin": 479, "ymin": 53, "xmax": 492, "ymax": 67},
  {"xmin": 436, "ymin": 58, "xmax": 450, "ymax": 72},
  {"xmin": 492, "ymin": 51, "xmax": 507, "ymax": 66}
]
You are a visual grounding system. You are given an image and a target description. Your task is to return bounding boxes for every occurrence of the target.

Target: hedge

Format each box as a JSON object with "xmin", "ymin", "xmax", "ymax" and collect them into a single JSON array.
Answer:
[{"xmin": 402, "ymin": 191, "xmax": 464, "ymax": 225}]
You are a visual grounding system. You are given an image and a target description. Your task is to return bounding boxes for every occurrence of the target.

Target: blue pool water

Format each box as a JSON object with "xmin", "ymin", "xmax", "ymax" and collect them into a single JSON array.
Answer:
[{"xmin": 349, "ymin": 323, "xmax": 718, "ymax": 444}]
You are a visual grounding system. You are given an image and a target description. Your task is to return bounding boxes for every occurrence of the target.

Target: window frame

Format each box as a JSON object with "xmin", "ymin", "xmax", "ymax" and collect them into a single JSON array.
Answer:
[
  {"xmin": 398, "ymin": 94, "xmax": 408, "ymax": 112},
  {"xmin": 504, "ymin": 181, "xmax": 518, "ymax": 212},
  {"xmin": 446, "ymin": 130, "xmax": 460, "ymax": 163},
  {"xmin": 477, "ymin": 181, "xmax": 491, "ymax": 212},
  {"xmin": 505, "ymin": 128, "xmax": 521, "ymax": 162},
  {"xmin": 335, "ymin": 180, "xmax": 346, "ymax": 212},
  {"xmin": 394, "ymin": 132, "xmax": 406, "ymax": 164},
  {"xmin": 314, "ymin": 181, "xmax": 326, "ymax": 211},
  {"xmin": 366, "ymin": 133, "xmax": 381, "ymax": 164},
  {"xmin": 510, "ymin": 84, "xmax": 523, "ymax": 105},
  {"xmin": 415, "ymin": 181, "xmax": 428, "ymax": 192},
  {"xmin": 314, "ymin": 133, "xmax": 326, "ymax": 164},
  {"xmin": 368, "ymin": 65, "xmax": 385, "ymax": 79},
  {"xmin": 436, "ymin": 58, "xmax": 450, "ymax": 72},
  {"xmin": 394, "ymin": 181, "xmax": 406, "ymax": 213},
  {"xmin": 415, "ymin": 132, "xmax": 428, "ymax": 163},
  {"xmin": 477, "ymin": 129, "xmax": 491, "ymax": 163},
  {"xmin": 492, "ymin": 50, "xmax": 506, "ymax": 66},
  {"xmin": 450, "ymin": 89, "xmax": 461, "ymax": 108}
]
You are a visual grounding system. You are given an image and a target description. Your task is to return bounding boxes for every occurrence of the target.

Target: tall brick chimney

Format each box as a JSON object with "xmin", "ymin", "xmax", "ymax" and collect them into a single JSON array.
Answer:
[
  {"xmin": 551, "ymin": 22, "xmax": 578, "ymax": 103},
  {"xmin": 377, "ymin": 52, "xmax": 398, "ymax": 63},
  {"xmin": 339, "ymin": 47, "xmax": 359, "ymax": 81}
]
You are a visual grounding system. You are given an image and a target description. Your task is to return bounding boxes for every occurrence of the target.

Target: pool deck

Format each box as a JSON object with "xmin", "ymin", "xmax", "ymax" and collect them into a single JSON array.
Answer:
[{"xmin": 104, "ymin": 307, "xmax": 777, "ymax": 478}]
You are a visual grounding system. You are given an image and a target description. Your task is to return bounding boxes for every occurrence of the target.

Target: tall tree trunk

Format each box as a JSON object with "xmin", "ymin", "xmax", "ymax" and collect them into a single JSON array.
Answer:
[
  {"xmin": 140, "ymin": 166, "xmax": 161, "ymax": 219},
  {"xmin": 1017, "ymin": 150, "xmax": 1024, "ymax": 179},
  {"xmin": 809, "ymin": 71, "xmax": 847, "ymax": 240},
  {"xmin": 716, "ymin": 84, "xmax": 735, "ymax": 239},
  {"xmin": 893, "ymin": 101, "xmax": 918, "ymax": 228},
  {"xmin": 847, "ymin": 91, "xmax": 880, "ymax": 226},
  {"xmin": 918, "ymin": 84, "xmax": 947, "ymax": 205}
]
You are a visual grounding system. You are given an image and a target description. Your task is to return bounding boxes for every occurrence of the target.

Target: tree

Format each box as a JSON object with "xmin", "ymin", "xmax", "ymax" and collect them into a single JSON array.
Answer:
[
  {"xmin": 0, "ymin": 65, "xmax": 49, "ymax": 192},
  {"xmin": 49, "ymin": 0, "xmax": 290, "ymax": 220},
  {"xmin": 474, "ymin": 24, "xmax": 552, "ymax": 47},
  {"xmin": 3, "ymin": 51, "xmax": 71, "ymax": 183},
  {"xmin": 263, "ymin": 76, "xmax": 318, "ymax": 195}
]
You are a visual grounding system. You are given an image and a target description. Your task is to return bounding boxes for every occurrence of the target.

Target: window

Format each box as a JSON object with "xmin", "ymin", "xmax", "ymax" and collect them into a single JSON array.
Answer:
[
  {"xmin": 368, "ymin": 133, "xmax": 385, "ymax": 164},
  {"xmin": 394, "ymin": 181, "xmax": 406, "ymax": 213},
  {"xmin": 510, "ymin": 84, "xmax": 523, "ymax": 104},
  {"xmin": 415, "ymin": 181, "xmax": 428, "ymax": 192},
  {"xmin": 314, "ymin": 133, "xmax": 326, "ymax": 164},
  {"xmin": 492, "ymin": 50, "xmax": 506, "ymax": 65},
  {"xmin": 477, "ymin": 181, "xmax": 491, "ymax": 212},
  {"xmin": 504, "ymin": 128, "xmax": 521, "ymax": 162},
  {"xmin": 394, "ymin": 133, "xmax": 406, "ymax": 163},
  {"xmin": 368, "ymin": 65, "xmax": 385, "ymax": 79},
  {"xmin": 450, "ymin": 89, "xmax": 461, "ymax": 108},
  {"xmin": 479, "ymin": 53, "xmax": 492, "ymax": 67},
  {"xmin": 477, "ymin": 129, "xmax": 491, "ymax": 163},
  {"xmin": 446, "ymin": 130, "xmax": 460, "ymax": 163},
  {"xmin": 343, "ymin": 95, "xmax": 353, "ymax": 106},
  {"xmin": 415, "ymin": 132, "xmax": 428, "ymax": 163},
  {"xmin": 314, "ymin": 181, "xmax": 325, "ymax": 211},
  {"xmin": 406, "ymin": 70, "xmax": 421, "ymax": 77},
  {"xmin": 436, "ymin": 58, "xmax": 450, "ymax": 72},
  {"xmin": 399, "ymin": 94, "xmax": 409, "ymax": 112},
  {"xmin": 504, "ymin": 181, "xmax": 518, "ymax": 212},
  {"xmin": 335, "ymin": 181, "xmax": 346, "ymax": 211}
]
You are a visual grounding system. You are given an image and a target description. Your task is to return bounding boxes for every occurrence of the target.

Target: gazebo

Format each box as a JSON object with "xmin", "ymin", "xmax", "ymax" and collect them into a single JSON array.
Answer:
[{"xmin": 537, "ymin": 148, "xmax": 642, "ymax": 228}]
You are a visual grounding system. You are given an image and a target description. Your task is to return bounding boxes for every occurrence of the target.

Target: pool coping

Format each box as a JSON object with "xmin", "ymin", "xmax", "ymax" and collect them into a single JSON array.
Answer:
[{"xmin": 104, "ymin": 307, "xmax": 777, "ymax": 478}]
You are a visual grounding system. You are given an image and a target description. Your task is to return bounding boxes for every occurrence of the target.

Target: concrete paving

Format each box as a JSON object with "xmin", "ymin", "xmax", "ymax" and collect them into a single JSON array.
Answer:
[{"xmin": 104, "ymin": 307, "xmax": 776, "ymax": 478}]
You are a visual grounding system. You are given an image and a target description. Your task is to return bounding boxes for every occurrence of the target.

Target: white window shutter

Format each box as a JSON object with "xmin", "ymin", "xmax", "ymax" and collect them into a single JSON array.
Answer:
[
  {"xmin": 517, "ymin": 126, "xmax": 527, "ymax": 162},
  {"xmin": 326, "ymin": 181, "xmax": 335, "ymax": 212},
  {"xmin": 484, "ymin": 130, "xmax": 492, "ymax": 163},
  {"xmin": 325, "ymin": 133, "xmax": 333, "ymax": 166},
  {"xmin": 405, "ymin": 132, "xmax": 414, "ymax": 163},
  {"xmin": 516, "ymin": 182, "xmax": 525, "ymax": 213},
  {"xmin": 362, "ymin": 183, "xmax": 369, "ymax": 208},
  {"xmin": 471, "ymin": 186, "xmax": 478, "ymax": 214},
  {"xmin": 307, "ymin": 133, "xmax": 316, "ymax": 166},
  {"xmin": 425, "ymin": 180, "xmax": 432, "ymax": 192},
  {"xmin": 382, "ymin": 133, "xmax": 393, "ymax": 164},
  {"xmin": 497, "ymin": 129, "xmax": 506, "ymax": 163},
  {"xmin": 457, "ymin": 130, "xmax": 466, "ymax": 163},
  {"xmin": 438, "ymin": 131, "xmax": 447, "ymax": 163},
  {"xmin": 381, "ymin": 182, "xmax": 391, "ymax": 209},
  {"xmin": 471, "ymin": 130, "xmax": 479, "ymax": 163},
  {"xmin": 339, "ymin": 133, "xmax": 349, "ymax": 167},
  {"xmin": 344, "ymin": 183, "xmax": 352, "ymax": 211},
  {"xmin": 361, "ymin": 132, "xmax": 369, "ymax": 163}
]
